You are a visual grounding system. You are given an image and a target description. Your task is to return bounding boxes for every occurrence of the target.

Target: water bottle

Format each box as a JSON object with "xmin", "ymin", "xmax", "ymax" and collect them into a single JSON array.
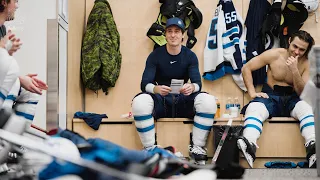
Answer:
[
  {"xmin": 234, "ymin": 97, "xmax": 241, "ymax": 114},
  {"xmin": 225, "ymin": 97, "xmax": 233, "ymax": 115},
  {"xmin": 215, "ymin": 97, "xmax": 220, "ymax": 118}
]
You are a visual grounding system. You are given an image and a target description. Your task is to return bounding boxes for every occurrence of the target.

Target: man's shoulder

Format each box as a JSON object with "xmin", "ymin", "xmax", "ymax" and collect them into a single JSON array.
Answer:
[
  {"xmin": 181, "ymin": 46, "xmax": 197, "ymax": 57},
  {"xmin": 263, "ymin": 48, "xmax": 286, "ymax": 61},
  {"xmin": 152, "ymin": 46, "xmax": 166, "ymax": 54},
  {"xmin": 266, "ymin": 47, "xmax": 286, "ymax": 54},
  {"xmin": 148, "ymin": 46, "xmax": 166, "ymax": 58},
  {"xmin": 301, "ymin": 56, "xmax": 310, "ymax": 68}
]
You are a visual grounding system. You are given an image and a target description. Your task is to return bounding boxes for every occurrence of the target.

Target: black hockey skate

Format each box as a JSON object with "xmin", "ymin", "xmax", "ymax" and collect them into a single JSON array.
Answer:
[{"xmin": 237, "ymin": 136, "xmax": 256, "ymax": 168}]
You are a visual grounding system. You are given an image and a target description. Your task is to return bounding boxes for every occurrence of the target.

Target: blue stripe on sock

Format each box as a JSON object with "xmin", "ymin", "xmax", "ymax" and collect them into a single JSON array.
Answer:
[
  {"xmin": 300, "ymin": 122, "xmax": 315, "ymax": 132},
  {"xmin": 134, "ymin": 114, "xmax": 152, "ymax": 121},
  {"xmin": 7, "ymin": 95, "xmax": 16, "ymax": 101},
  {"xmin": 15, "ymin": 111, "xmax": 34, "ymax": 120},
  {"xmin": 136, "ymin": 124, "xmax": 155, "ymax": 133},
  {"xmin": 300, "ymin": 115, "xmax": 314, "ymax": 122},
  {"xmin": 194, "ymin": 122, "xmax": 212, "ymax": 131},
  {"xmin": 245, "ymin": 117, "xmax": 263, "ymax": 126},
  {"xmin": 0, "ymin": 92, "xmax": 6, "ymax": 100},
  {"xmin": 25, "ymin": 101, "xmax": 38, "ymax": 105},
  {"xmin": 244, "ymin": 124, "xmax": 262, "ymax": 134},
  {"xmin": 195, "ymin": 112, "xmax": 215, "ymax": 119}
]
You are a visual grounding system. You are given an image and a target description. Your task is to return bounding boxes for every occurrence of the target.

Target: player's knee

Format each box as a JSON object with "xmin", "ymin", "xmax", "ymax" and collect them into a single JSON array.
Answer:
[
  {"xmin": 291, "ymin": 101, "xmax": 313, "ymax": 117},
  {"xmin": 20, "ymin": 90, "xmax": 41, "ymax": 102},
  {"xmin": 194, "ymin": 93, "xmax": 216, "ymax": 113},
  {"xmin": 132, "ymin": 94, "xmax": 154, "ymax": 115},
  {"xmin": 245, "ymin": 102, "xmax": 269, "ymax": 119}
]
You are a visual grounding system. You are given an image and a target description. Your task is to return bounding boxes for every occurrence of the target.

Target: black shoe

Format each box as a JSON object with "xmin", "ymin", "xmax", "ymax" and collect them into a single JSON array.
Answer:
[
  {"xmin": 306, "ymin": 141, "xmax": 316, "ymax": 168},
  {"xmin": 237, "ymin": 136, "xmax": 256, "ymax": 168}
]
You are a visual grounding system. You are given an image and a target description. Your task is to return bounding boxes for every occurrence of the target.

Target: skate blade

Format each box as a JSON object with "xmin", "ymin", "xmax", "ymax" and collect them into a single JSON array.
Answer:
[
  {"xmin": 309, "ymin": 154, "xmax": 317, "ymax": 168},
  {"xmin": 237, "ymin": 139, "xmax": 253, "ymax": 168},
  {"xmin": 195, "ymin": 160, "xmax": 206, "ymax": 165}
]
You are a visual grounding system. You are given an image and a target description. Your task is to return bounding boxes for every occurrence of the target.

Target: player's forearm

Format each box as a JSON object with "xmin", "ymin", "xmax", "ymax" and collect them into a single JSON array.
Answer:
[
  {"xmin": 192, "ymin": 83, "xmax": 200, "ymax": 92},
  {"xmin": 189, "ymin": 70, "xmax": 202, "ymax": 91},
  {"xmin": 140, "ymin": 70, "xmax": 155, "ymax": 92},
  {"xmin": 242, "ymin": 66, "xmax": 256, "ymax": 96},
  {"xmin": 145, "ymin": 83, "xmax": 155, "ymax": 94},
  {"xmin": 292, "ymin": 71, "xmax": 305, "ymax": 95}
]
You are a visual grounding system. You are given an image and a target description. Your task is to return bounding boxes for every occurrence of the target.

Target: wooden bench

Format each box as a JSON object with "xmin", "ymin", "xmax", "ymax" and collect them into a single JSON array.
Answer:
[
  {"xmin": 73, "ymin": 118, "xmax": 142, "ymax": 150},
  {"xmin": 73, "ymin": 116, "xmax": 306, "ymax": 168}
]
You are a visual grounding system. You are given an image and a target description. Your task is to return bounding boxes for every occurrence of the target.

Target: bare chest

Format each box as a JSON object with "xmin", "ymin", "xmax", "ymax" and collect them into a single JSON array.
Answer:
[{"xmin": 269, "ymin": 59, "xmax": 304, "ymax": 84}]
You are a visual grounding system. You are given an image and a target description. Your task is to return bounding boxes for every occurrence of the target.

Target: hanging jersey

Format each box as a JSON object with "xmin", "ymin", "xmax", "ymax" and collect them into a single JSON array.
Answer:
[
  {"xmin": 245, "ymin": 0, "xmax": 271, "ymax": 85},
  {"xmin": 203, "ymin": 0, "xmax": 246, "ymax": 90}
]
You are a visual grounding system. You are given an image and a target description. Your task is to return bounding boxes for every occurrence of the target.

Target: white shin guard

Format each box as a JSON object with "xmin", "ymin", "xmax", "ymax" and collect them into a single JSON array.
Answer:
[
  {"xmin": 132, "ymin": 94, "xmax": 155, "ymax": 148},
  {"xmin": 291, "ymin": 100, "xmax": 315, "ymax": 145},
  {"xmin": 243, "ymin": 102, "xmax": 269, "ymax": 144},
  {"xmin": 193, "ymin": 93, "xmax": 216, "ymax": 147}
]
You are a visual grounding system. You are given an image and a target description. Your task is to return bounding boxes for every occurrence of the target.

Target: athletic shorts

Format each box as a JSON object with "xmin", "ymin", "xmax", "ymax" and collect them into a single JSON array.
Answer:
[
  {"xmin": 241, "ymin": 84, "xmax": 300, "ymax": 118},
  {"xmin": 133, "ymin": 92, "xmax": 205, "ymax": 120}
]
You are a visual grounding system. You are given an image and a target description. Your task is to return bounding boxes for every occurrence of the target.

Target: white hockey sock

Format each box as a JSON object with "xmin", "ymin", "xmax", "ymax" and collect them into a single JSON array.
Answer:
[
  {"xmin": 193, "ymin": 93, "xmax": 216, "ymax": 147},
  {"xmin": 291, "ymin": 101, "xmax": 315, "ymax": 145},
  {"xmin": 243, "ymin": 102, "xmax": 269, "ymax": 144},
  {"xmin": 132, "ymin": 94, "xmax": 155, "ymax": 148}
]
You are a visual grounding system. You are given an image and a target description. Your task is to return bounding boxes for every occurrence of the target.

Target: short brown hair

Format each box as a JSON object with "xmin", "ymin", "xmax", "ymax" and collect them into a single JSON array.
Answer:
[
  {"xmin": 290, "ymin": 30, "xmax": 315, "ymax": 58},
  {"xmin": 0, "ymin": 0, "xmax": 11, "ymax": 13}
]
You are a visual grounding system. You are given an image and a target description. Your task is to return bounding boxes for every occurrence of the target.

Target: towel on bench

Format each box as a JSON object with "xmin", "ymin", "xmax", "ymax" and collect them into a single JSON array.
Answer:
[
  {"xmin": 264, "ymin": 161, "xmax": 297, "ymax": 168},
  {"xmin": 74, "ymin": 111, "xmax": 108, "ymax": 130}
]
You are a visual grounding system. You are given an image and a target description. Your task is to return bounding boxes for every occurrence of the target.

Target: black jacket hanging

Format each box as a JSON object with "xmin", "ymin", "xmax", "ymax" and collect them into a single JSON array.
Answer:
[{"xmin": 245, "ymin": 0, "xmax": 271, "ymax": 85}]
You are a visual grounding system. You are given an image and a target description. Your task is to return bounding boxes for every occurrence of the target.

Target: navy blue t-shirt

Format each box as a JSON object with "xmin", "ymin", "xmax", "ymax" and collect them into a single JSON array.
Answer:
[{"xmin": 140, "ymin": 45, "xmax": 201, "ymax": 92}]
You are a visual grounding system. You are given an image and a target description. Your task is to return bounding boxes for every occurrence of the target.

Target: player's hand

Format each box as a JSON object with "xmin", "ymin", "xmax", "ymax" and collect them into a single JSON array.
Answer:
[
  {"xmin": 27, "ymin": 74, "xmax": 48, "ymax": 90},
  {"xmin": 154, "ymin": 85, "xmax": 171, "ymax": 96},
  {"xmin": 286, "ymin": 55, "xmax": 299, "ymax": 73},
  {"xmin": 19, "ymin": 74, "xmax": 48, "ymax": 95},
  {"xmin": 249, "ymin": 92, "xmax": 269, "ymax": 99},
  {"xmin": 7, "ymin": 30, "xmax": 23, "ymax": 55},
  {"xmin": 180, "ymin": 83, "xmax": 194, "ymax": 96}
]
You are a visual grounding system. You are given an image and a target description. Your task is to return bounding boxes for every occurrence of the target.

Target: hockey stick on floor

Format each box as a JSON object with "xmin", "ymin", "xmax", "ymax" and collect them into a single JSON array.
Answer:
[{"xmin": 211, "ymin": 119, "xmax": 233, "ymax": 165}]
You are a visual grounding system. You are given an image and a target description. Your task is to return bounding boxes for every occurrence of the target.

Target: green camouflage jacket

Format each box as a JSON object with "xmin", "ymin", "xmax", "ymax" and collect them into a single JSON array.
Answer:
[{"xmin": 81, "ymin": 0, "xmax": 121, "ymax": 95}]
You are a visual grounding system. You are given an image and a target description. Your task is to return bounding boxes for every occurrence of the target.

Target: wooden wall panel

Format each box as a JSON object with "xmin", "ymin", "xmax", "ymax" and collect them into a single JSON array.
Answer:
[
  {"xmin": 73, "ymin": 121, "xmax": 143, "ymax": 150},
  {"xmin": 84, "ymin": 0, "xmax": 245, "ymax": 119},
  {"xmin": 85, "ymin": 0, "xmax": 161, "ymax": 119},
  {"xmin": 67, "ymin": 0, "xmax": 86, "ymax": 129},
  {"xmin": 301, "ymin": 9, "xmax": 320, "ymax": 43},
  {"xmin": 81, "ymin": 0, "xmax": 320, "ymax": 120}
]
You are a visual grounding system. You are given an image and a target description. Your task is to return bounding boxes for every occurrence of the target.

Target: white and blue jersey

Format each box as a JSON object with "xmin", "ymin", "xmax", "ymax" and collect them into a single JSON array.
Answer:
[
  {"xmin": 203, "ymin": 0, "xmax": 246, "ymax": 89},
  {"xmin": 1, "ymin": 26, "xmax": 39, "ymax": 123}
]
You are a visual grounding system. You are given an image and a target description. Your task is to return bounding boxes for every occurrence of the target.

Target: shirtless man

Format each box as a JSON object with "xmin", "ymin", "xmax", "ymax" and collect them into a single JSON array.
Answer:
[{"xmin": 238, "ymin": 30, "xmax": 316, "ymax": 168}]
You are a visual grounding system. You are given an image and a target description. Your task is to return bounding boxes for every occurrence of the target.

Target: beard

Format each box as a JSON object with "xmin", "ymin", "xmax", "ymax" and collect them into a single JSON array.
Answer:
[
  {"xmin": 6, "ymin": 11, "xmax": 15, "ymax": 21},
  {"xmin": 6, "ymin": 15, "xmax": 15, "ymax": 21}
]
